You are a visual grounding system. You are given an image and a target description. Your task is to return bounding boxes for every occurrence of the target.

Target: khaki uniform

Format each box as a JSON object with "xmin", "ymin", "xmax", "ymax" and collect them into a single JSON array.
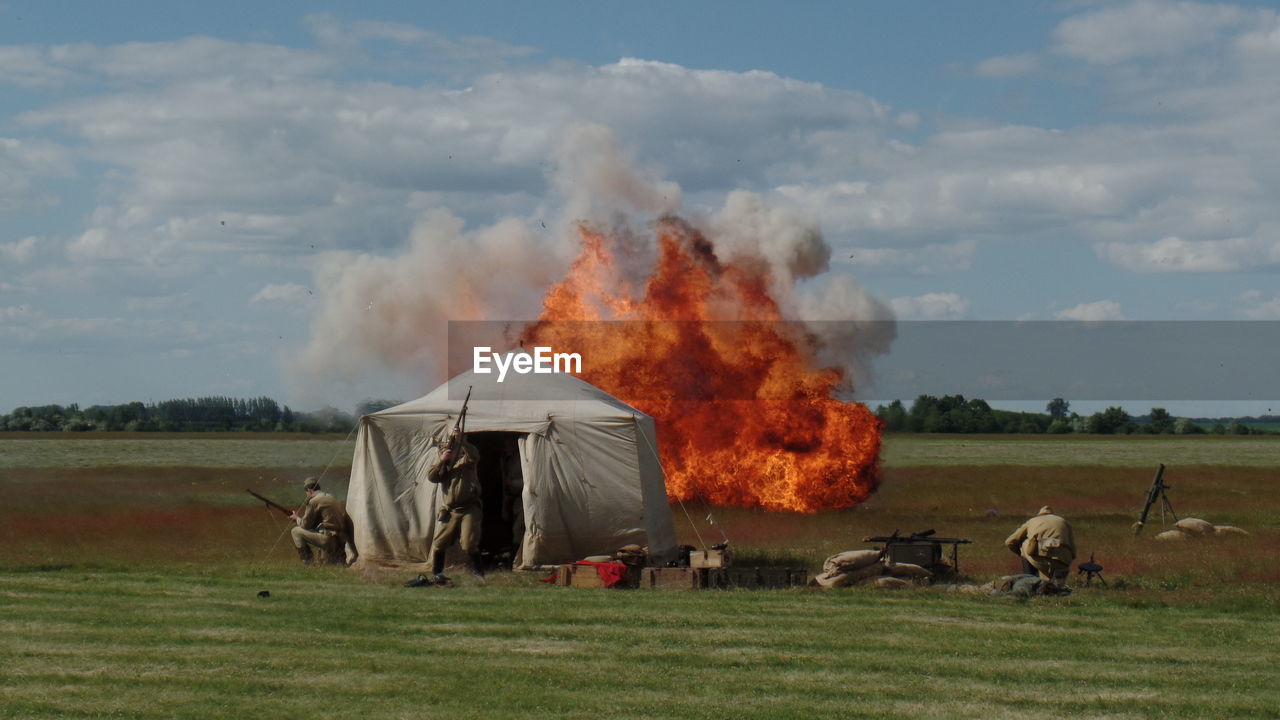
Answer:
[
  {"xmin": 1005, "ymin": 507, "xmax": 1076, "ymax": 583},
  {"xmin": 292, "ymin": 491, "xmax": 355, "ymax": 564},
  {"xmin": 428, "ymin": 441, "xmax": 483, "ymax": 564}
]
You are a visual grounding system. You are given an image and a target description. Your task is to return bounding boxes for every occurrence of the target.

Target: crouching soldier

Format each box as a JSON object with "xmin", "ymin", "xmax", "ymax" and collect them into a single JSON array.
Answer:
[
  {"xmin": 1005, "ymin": 505, "xmax": 1076, "ymax": 588},
  {"xmin": 426, "ymin": 427, "xmax": 484, "ymax": 585},
  {"xmin": 290, "ymin": 477, "xmax": 357, "ymax": 566}
]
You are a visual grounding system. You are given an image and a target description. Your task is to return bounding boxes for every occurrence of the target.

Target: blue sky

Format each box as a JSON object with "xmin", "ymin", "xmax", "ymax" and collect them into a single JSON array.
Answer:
[{"xmin": 3, "ymin": 1, "xmax": 1280, "ymax": 415}]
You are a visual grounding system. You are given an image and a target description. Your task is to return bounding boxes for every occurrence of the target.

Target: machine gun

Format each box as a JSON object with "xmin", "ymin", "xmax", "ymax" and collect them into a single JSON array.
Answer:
[
  {"xmin": 863, "ymin": 529, "xmax": 973, "ymax": 574},
  {"xmin": 1133, "ymin": 463, "xmax": 1177, "ymax": 535}
]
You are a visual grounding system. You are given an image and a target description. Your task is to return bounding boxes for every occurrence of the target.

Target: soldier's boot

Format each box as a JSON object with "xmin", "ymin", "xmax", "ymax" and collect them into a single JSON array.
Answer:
[
  {"xmin": 297, "ymin": 546, "xmax": 314, "ymax": 566},
  {"xmin": 430, "ymin": 552, "xmax": 450, "ymax": 586},
  {"xmin": 468, "ymin": 552, "xmax": 486, "ymax": 579}
]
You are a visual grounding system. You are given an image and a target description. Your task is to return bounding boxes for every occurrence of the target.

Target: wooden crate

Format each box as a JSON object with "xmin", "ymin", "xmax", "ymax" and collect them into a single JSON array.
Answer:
[
  {"xmin": 558, "ymin": 564, "xmax": 607, "ymax": 588},
  {"xmin": 705, "ymin": 567, "xmax": 757, "ymax": 589},
  {"xmin": 558, "ymin": 563, "xmax": 642, "ymax": 589},
  {"xmin": 704, "ymin": 567, "xmax": 807, "ymax": 590},
  {"xmin": 689, "ymin": 549, "xmax": 731, "ymax": 569},
  {"xmin": 643, "ymin": 567, "xmax": 704, "ymax": 590}
]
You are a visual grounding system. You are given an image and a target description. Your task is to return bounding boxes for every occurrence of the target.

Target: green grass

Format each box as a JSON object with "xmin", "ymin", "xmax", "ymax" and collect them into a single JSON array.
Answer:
[
  {"xmin": 882, "ymin": 434, "xmax": 1280, "ymax": 467},
  {"xmin": 7, "ymin": 433, "xmax": 1278, "ymax": 471},
  {"xmin": 0, "ymin": 434, "xmax": 355, "ymax": 469},
  {"xmin": 2, "ymin": 568, "xmax": 1278, "ymax": 720},
  {"xmin": 3, "ymin": 434, "xmax": 1279, "ymax": 718}
]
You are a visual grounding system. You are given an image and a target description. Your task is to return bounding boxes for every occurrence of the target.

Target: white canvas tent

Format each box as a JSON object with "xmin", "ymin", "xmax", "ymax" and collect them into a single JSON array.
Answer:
[{"xmin": 347, "ymin": 369, "xmax": 677, "ymax": 569}]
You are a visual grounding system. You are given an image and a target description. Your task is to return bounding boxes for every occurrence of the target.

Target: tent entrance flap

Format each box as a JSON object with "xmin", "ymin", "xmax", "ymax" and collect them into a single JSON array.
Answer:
[{"xmin": 467, "ymin": 431, "xmax": 526, "ymax": 567}]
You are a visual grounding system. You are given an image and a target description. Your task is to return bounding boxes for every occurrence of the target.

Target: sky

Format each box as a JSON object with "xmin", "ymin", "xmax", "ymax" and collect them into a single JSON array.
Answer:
[{"xmin": 3, "ymin": 0, "xmax": 1280, "ymax": 416}]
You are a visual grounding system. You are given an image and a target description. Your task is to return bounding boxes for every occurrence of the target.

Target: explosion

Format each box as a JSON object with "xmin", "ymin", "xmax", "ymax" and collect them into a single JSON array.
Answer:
[
  {"xmin": 522, "ymin": 218, "xmax": 882, "ymax": 513},
  {"xmin": 301, "ymin": 126, "xmax": 888, "ymax": 512}
]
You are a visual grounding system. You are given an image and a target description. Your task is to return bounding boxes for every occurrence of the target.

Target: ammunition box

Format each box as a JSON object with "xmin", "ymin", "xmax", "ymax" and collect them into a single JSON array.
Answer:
[
  {"xmin": 704, "ymin": 567, "xmax": 760, "ymax": 589},
  {"xmin": 887, "ymin": 542, "xmax": 941, "ymax": 568},
  {"xmin": 643, "ymin": 567, "xmax": 704, "ymax": 590},
  {"xmin": 689, "ymin": 549, "xmax": 731, "ymax": 569}
]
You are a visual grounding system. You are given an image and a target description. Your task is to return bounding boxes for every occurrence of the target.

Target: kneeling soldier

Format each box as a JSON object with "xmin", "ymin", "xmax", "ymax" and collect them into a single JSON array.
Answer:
[
  {"xmin": 290, "ymin": 477, "xmax": 352, "ymax": 566},
  {"xmin": 1005, "ymin": 505, "xmax": 1077, "ymax": 587}
]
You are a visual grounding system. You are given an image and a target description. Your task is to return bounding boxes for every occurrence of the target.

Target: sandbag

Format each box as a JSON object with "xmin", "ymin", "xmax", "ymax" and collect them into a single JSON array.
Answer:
[
  {"xmin": 814, "ymin": 562, "xmax": 884, "ymax": 588},
  {"xmin": 871, "ymin": 576, "xmax": 914, "ymax": 590},
  {"xmin": 1154, "ymin": 529, "xmax": 1188, "ymax": 541},
  {"xmin": 1175, "ymin": 517, "xmax": 1215, "ymax": 536},
  {"xmin": 883, "ymin": 562, "xmax": 932, "ymax": 579},
  {"xmin": 822, "ymin": 549, "xmax": 881, "ymax": 574},
  {"xmin": 1213, "ymin": 525, "xmax": 1249, "ymax": 537}
]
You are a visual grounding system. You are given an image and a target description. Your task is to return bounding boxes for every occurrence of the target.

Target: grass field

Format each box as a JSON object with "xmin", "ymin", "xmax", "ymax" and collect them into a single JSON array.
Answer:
[{"xmin": 1, "ymin": 433, "xmax": 1278, "ymax": 718}]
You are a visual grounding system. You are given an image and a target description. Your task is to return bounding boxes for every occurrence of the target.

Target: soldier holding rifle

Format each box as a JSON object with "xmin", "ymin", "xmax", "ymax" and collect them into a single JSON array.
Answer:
[
  {"xmin": 289, "ymin": 477, "xmax": 357, "ymax": 566},
  {"xmin": 424, "ymin": 425, "xmax": 484, "ymax": 585}
]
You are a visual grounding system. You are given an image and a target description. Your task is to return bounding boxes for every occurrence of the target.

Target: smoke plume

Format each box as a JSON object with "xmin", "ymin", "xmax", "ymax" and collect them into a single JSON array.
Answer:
[{"xmin": 295, "ymin": 124, "xmax": 894, "ymax": 401}]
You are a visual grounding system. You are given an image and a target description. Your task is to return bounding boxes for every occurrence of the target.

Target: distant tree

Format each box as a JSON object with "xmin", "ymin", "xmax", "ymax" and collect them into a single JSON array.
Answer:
[
  {"xmin": 1210, "ymin": 423, "xmax": 1227, "ymax": 435},
  {"xmin": 1229, "ymin": 420, "xmax": 1252, "ymax": 435},
  {"xmin": 1173, "ymin": 417, "xmax": 1203, "ymax": 435},
  {"xmin": 356, "ymin": 399, "xmax": 403, "ymax": 417},
  {"xmin": 1086, "ymin": 406, "xmax": 1132, "ymax": 434},
  {"xmin": 1147, "ymin": 407, "xmax": 1175, "ymax": 434},
  {"xmin": 1046, "ymin": 398, "xmax": 1070, "ymax": 421},
  {"xmin": 1047, "ymin": 419, "xmax": 1073, "ymax": 434},
  {"xmin": 875, "ymin": 400, "xmax": 907, "ymax": 432}
]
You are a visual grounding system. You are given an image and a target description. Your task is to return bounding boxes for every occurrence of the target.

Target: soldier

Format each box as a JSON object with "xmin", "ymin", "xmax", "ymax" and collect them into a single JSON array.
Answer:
[
  {"xmin": 1005, "ymin": 505, "xmax": 1076, "ymax": 587},
  {"xmin": 290, "ymin": 477, "xmax": 356, "ymax": 566},
  {"xmin": 425, "ymin": 427, "xmax": 484, "ymax": 584}
]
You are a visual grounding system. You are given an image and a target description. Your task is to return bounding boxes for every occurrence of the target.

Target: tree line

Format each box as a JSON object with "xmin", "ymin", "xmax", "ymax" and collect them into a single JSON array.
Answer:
[
  {"xmin": 0, "ymin": 397, "xmax": 362, "ymax": 433},
  {"xmin": 875, "ymin": 395, "xmax": 1278, "ymax": 435}
]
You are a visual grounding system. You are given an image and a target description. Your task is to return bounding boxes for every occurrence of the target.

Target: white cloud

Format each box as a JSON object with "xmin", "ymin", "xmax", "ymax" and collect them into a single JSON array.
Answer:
[
  {"xmin": 974, "ymin": 53, "xmax": 1041, "ymax": 77},
  {"xmin": 16, "ymin": 47, "xmax": 893, "ymax": 274},
  {"xmin": 0, "ymin": 236, "xmax": 40, "ymax": 263},
  {"xmin": 840, "ymin": 240, "xmax": 976, "ymax": 275},
  {"xmin": 889, "ymin": 293, "xmax": 971, "ymax": 320},
  {"xmin": 0, "ymin": 37, "xmax": 332, "ymax": 87},
  {"xmin": 1055, "ymin": 300, "xmax": 1126, "ymax": 321},
  {"xmin": 304, "ymin": 12, "xmax": 536, "ymax": 68},
  {"xmin": 1095, "ymin": 234, "xmax": 1280, "ymax": 273},
  {"xmin": 1235, "ymin": 289, "xmax": 1280, "ymax": 319},
  {"xmin": 125, "ymin": 293, "xmax": 194, "ymax": 313},
  {"xmin": 0, "ymin": 138, "xmax": 73, "ymax": 213},
  {"xmin": 1053, "ymin": 0, "xmax": 1251, "ymax": 64},
  {"xmin": 250, "ymin": 282, "xmax": 315, "ymax": 314}
]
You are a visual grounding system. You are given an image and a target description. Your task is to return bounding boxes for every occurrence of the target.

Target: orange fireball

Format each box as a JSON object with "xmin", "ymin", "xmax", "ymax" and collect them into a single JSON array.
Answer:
[{"xmin": 522, "ymin": 217, "xmax": 880, "ymax": 512}]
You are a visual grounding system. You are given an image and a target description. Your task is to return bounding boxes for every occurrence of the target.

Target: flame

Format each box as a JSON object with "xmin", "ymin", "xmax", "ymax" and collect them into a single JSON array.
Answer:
[{"xmin": 522, "ymin": 218, "xmax": 881, "ymax": 512}]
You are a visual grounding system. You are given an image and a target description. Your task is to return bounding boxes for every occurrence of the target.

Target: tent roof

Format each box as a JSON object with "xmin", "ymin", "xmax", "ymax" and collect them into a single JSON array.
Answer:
[{"xmin": 372, "ymin": 367, "xmax": 649, "ymax": 422}]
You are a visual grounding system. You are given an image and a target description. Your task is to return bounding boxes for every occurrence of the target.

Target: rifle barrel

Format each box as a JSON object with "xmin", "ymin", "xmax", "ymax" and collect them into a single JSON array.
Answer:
[{"xmin": 247, "ymin": 489, "xmax": 293, "ymax": 517}]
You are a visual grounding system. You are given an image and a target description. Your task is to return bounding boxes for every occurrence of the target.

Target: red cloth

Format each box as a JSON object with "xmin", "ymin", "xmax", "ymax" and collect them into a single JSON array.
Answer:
[{"xmin": 575, "ymin": 561, "xmax": 630, "ymax": 588}]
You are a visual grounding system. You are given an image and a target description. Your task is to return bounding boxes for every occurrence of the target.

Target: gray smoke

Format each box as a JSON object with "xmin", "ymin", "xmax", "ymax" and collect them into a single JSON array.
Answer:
[{"xmin": 293, "ymin": 124, "xmax": 894, "ymax": 402}]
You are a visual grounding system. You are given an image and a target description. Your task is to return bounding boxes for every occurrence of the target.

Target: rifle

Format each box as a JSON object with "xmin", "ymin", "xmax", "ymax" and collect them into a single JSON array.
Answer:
[
  {"xmin": 247, "ymin": 489, "xmax": 295, "ymax": 518},
  {"xmin": 1133, "ymin": 463, "xmax": 1176, "ymax": 535},
  {"xmin": 392, "ymin": 385, "xmax": 473, "ymax": 504},
  {"xmin": 443, "ymin": 385, "xmax": 473, "ymax": 459}
]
